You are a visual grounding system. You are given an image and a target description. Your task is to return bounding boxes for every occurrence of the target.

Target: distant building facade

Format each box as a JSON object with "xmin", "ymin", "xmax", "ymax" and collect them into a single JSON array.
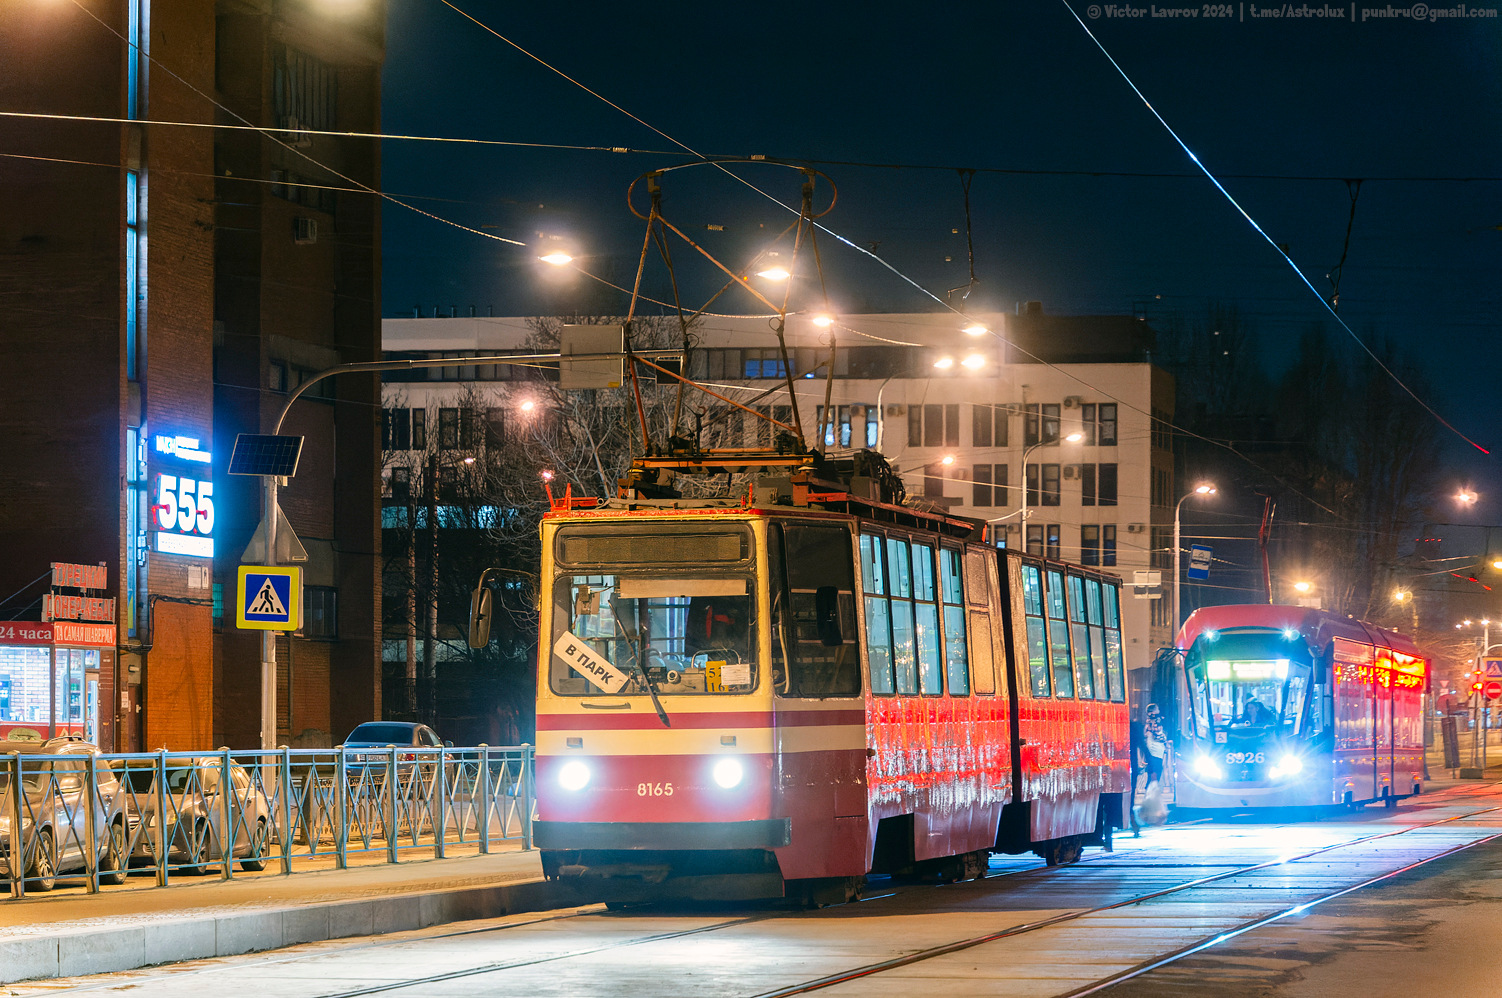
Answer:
[
  {"xmin": 0, "ymin": 0, "xmax": 386, "ymax": 750},
  {"xmin": 379, "ymin": 310, "xmax": 1177, "ymax": 677}
]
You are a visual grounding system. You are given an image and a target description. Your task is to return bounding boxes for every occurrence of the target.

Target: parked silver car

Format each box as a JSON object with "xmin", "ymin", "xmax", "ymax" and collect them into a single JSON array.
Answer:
[
  {"xmin": 126, "ymin": 756, "xmax": 272, "ymax": 874},
  {"xmin": 0, "ymin": 737, "xmax": 128, "ymax": 891}
]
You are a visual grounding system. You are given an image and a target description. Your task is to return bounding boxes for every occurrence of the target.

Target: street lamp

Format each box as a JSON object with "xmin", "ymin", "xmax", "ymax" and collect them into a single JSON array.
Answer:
[
  {"xmin": 1019, "ymin": 432, "xmax": 1084, "ymax": 550},
  {"xmin": 1293, "ymin": 580, "xmax": 1312, "ymax": 594},
  {"xmin": 1173, "ymin": 483, "xmax": 1217, "ymax": 629}
]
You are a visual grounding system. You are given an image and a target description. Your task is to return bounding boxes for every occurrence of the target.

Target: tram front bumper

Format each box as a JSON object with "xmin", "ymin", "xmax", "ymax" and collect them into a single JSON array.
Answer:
[{"xmin": 535, "ymin": 817, "xmax": 791, "ymax": 851}]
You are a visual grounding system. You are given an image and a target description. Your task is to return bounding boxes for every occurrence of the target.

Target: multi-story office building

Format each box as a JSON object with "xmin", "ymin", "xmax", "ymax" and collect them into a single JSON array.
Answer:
[
  {"xmin": 0, "ymin": 0, "xmax": 385, "ymax": 750},
  {"xmin": 380, "ymin": 309, "xmax": 1176, "ymax": 677}
]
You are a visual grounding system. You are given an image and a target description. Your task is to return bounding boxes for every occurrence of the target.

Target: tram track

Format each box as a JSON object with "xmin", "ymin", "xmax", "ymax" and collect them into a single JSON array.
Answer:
[
  {"xmin": 749, "ymin": 799, "xmax": 1502, "ymax": 998},
  {"xmin": 23, "ymin": 796, "xmax": 1500, "ymax": 997}
]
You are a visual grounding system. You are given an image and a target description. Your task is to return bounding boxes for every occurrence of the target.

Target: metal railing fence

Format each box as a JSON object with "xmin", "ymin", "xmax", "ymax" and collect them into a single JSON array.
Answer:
[{"xmin": 1, "ymin": 744, "xmax": 534, "ymax": 900}]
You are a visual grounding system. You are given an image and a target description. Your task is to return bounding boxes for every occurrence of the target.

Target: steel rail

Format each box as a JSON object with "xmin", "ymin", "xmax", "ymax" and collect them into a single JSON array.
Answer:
[{"xmin": 750, "ymin": 800, "xmax": 1502, "ymax": 998}]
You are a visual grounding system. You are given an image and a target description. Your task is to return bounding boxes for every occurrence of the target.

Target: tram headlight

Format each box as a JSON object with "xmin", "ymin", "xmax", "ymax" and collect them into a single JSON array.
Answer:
[
  {"xmin": 1193, "ymin": 754, "xmax": 1223, "ymax": 779},
  {"xmin": 712, "ymin": 757, "xmax": 744, "ymax": 789},
  {"xmin": 1270, "ymin": 754, "xmax": 1304, "ymax": 779},
  {"xmin": 558, "ymin": 760, "xmax": 591, "ymax": 792}
]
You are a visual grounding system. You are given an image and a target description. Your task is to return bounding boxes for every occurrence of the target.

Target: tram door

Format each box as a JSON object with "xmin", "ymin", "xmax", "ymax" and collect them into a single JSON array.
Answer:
[{"xmin": 1375, "ymin": 660, "xmax": 1394, "ymax": 797}]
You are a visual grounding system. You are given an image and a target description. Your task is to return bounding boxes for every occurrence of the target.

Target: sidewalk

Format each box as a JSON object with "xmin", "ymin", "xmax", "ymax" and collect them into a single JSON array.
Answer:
[{"xmin": 0, "ymin": 842, "xmax": 587, "ymax": 984}]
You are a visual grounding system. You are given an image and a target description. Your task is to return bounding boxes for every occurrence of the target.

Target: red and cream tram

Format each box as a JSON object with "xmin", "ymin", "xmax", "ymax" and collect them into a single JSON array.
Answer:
[
  {"xmin": 511, "ymin": 467, "xmax": 1131, "ymax": 903},
  {"xmin": 1159, "ymin": 604, "xmax": 1428, "ymax": 812}
]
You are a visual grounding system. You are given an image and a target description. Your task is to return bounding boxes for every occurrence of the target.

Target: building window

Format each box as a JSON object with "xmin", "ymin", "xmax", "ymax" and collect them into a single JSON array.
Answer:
[
  {"xmin": 303, "ymin": 586, "xmax": 338, "ymax": 640},
  {"xmin": 1026, "ymin": 524, "xmax": 1043, "ymax": 557},
  {"xmin": 972, "ymin": 404, "xmax": 1008, "ymax": 448},
  {"xmin": 1041, "ymin": 464, "xmax": 1061, "ymax": 506},
  {"xmin": 972, "ymin": 463, "xmax": 1008, "ymax": 507},
  {"xmin": 1098, "ymin": 403, "xmax": 1118, "ymax": 446},
  {"xmin": 1081, "ymin": 464, "xmax": 1097, "ymax": 506},
  {"xmin": 212, "ymin": 583, "xmax": 223, "ymax": 623},
  {"xmin": 1150, "ymin": 525, "xmax": 1172, "ymax": 570},
  {"xmin": 908, "ymin": 404, "xmax": 960, "ymax": 448},
  {"xmin": 1023, "ymin": 403, "xmax": 1060, "ymax": 447},
  {"xmin": 1103, "ymin": 524, "xmax": 1117, "ymax": 567},
  {"xmin": 816, "ymin": 404, "xmax": 877, "ymax": 449},
  {"xmin": 438, "ymin": 408, "xmax": 458, "ymax": 449},
  {"xmin": 1046, "ymin": 524, "xmax": 1061, "ymax": 560},
  {"xmin": 274, "ymin": 45, "xmax": 338, "ymax": 132},
  {"xmin": 390, "ymin": 466, "xmax": 411, "ymax": 502},
  {"xmin": 383, "ymin": 408, "xmax": 413, "ymax": 451},
  {"xmin": 1152, "ymin": 407, "xmax": 1172, "ymax": 451},
  {"xmin": 1080, "ymin": 403, "xmax": 1096, "ymax": 445},
  {"xmin": 1098, "ymin": 463, "xmax": 1118, "ymax": 506},
  {"xmin": 1082, "ymin": 525, "xmax": 1100, "ymax": 566},
  {"xmin": 742, "ymin": 348, "xmax": 788, "ymax": 379},
  {"xmin": 924, "ymin": 462, "xmax": 946, "ymax": 498},
  {"xmin": 485, "ymin": 407, "xmax": 505, "ymax": 449}
]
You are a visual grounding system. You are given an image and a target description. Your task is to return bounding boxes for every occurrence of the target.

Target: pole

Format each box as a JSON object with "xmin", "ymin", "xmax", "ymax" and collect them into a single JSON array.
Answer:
[
  {"xmin": 1173, "ymin": 498, "xmax": 1183, "ymax": 632},
  {"xmin": 424, "ymin": 453, "xmax": 438, "ymax": 728},
  {"xmin": 260, "ymin": 474, "xmax": 278, "ymax": 750}
]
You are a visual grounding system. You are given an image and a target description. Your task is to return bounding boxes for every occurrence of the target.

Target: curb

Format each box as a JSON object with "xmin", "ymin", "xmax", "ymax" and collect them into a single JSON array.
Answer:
[{"xmin": 0, "ymin": 876, "xmax": 589, "ymax": 984}]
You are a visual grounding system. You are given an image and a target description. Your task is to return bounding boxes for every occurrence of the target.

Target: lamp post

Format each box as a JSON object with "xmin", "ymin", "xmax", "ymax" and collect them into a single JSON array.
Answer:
[
  {"xmin": 1173, "ymin": 483, "xmax": 1217, "ymax": 629},
  {"xmin": 1019, "ymin": 432, "xmax": 1084, "ymax": 553}
]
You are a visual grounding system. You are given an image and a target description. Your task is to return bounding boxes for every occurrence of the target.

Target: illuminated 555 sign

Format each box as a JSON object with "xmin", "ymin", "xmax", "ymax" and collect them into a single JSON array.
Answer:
[{"xmin": 153, "ymin": 433, "xmax": 214, "ymax": 558}]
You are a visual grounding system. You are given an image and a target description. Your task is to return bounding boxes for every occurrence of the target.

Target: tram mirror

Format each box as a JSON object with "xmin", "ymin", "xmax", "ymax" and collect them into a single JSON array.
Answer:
[
  {"xmin": 815, "ymin": 586, "xmax": 843, "ymax": 646},
  {"xmin": 468, "ymin": 586, "xmax": 493, "ymax": 649}
]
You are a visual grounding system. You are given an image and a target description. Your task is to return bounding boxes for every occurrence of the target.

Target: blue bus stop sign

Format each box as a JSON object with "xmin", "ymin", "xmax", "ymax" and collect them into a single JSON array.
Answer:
[{"xmin": 1187, "ymin": 544, "xmax": 1213, "ymax": 581}]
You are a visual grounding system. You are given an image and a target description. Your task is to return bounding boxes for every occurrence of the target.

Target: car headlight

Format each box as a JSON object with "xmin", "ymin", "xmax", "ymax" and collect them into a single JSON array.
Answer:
[
  {"xmin": 558, "ymin": 761, "xmax": 591, "ymax": 792},
  {"xmin": 712, "ymin": 758, "xmax": 744, "ymax": 789},
  {"xmin": 1270, "ymin": 754, "xmax": 1304, "ymax": 779},
  {"xmin": 1193, "ymin": 754, "xmax": 1223, "ymax": 779}
]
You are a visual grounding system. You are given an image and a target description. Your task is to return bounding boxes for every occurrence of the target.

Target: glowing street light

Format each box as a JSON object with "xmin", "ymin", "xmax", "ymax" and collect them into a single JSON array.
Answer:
[
  {"xmin": 1393, "ymin": 589, "xmax": 1411, "ymax": 602},
  {"xmin": 962, "ymin": 323, "xmax": 988, "ymax": 337},
  {"xmin": 538, "ymin": 252, "xmax": 573, "ymax": 266},
  {"xmin": 520, "ymin": 400, "xmax": 536, "ymax": 413},
  {"xmin": 810, "ymin": 313, "xmax": 834, "ymax": 328},
  {"xmin": 940, "ymin": 454, "xmax": 956, "ymax": 466},
  {"xmin": 960, "ymin": 353, "xmax": 986, "ymax": 370},
  {"xmin": 1457, "ymin": 489, "xmax": 1479, "ymax": 506},
  {"xmin": 933, "ymin": 356, "xmax": 956, "ymax": 370},
  {"xmin": 1293, "ymin": 580, "xmax": 1312, "ymax": 593}
]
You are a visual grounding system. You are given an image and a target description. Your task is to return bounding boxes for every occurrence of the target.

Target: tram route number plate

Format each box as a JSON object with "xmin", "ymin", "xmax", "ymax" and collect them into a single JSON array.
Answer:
[{"xmin": 553, "ymin": 631, "xmax": 630, "ymax": 694}]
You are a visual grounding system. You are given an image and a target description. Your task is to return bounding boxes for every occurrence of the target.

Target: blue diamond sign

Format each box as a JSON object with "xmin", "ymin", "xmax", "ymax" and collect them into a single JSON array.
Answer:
[{"xmin": 236, "ymin": 566, "xmax": 301, "ymax": 631}]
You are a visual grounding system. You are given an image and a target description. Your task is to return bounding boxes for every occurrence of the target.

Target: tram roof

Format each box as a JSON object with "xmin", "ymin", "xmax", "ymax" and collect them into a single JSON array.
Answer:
[{"xmin": 1176, "ymin": 604, "xmax": 1425, "ymax": 661}]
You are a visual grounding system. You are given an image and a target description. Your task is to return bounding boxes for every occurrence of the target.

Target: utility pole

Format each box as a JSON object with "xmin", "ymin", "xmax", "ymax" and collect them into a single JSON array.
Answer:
[{"xmin": 424, "ymin": 452, "xmax": 439, "ymax": 728}]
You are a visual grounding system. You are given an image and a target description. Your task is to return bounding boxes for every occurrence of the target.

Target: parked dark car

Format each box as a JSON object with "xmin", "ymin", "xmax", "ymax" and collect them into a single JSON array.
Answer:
[
  {"xmin": 0, "ymin": 737, "xmax": 128, "ymax": 891},
  {"xmin": 341, "ymin": 722, "xmax": 447, "ymax": 750}
]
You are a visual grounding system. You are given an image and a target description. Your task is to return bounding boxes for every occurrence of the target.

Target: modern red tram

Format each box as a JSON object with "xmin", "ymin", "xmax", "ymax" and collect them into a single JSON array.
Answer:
[
  {"xmin": 510, "ymin": 474, "xmax": 1131, "ymax": 902},
  {"xmin": 1157, "ymin": 604, "xmax": 1428, "ymax": 812}
]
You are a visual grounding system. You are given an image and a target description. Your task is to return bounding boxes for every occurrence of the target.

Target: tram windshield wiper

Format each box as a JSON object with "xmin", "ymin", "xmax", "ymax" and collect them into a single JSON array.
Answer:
[{"xmin": 610, "ymin": 595, "xmax": 671, "ymax": 728}]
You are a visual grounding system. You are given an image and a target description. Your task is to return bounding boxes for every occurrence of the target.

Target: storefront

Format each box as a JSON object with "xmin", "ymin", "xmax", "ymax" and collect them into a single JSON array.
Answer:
[{"xmin": 0, "ymin": 621, "xmax": 115, "ymax": 744}]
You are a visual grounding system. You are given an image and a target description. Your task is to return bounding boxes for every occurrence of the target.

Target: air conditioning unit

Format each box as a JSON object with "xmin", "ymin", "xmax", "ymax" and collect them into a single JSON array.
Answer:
[
  {"xmin": 849, "ymin": 405, "xmax": 865, "ymax": 417},
  {"xmin": 1126, "ymin": 523, "xmax": 1145, "ymax": 534},
  {"xmin": 1063, "ymin": 396, "xmax": 1083, "ymax": 408},
  {"xmin": 294, "ymin": 217, "xmax": 318, "ymax": 245},
  {"xmin": 282, "ymin": 115, "xmax": 312, "ymax": 148},
  {"xmin": 887, "ymin": 404, "xmax": 906, "ymax": 416},
  {"xmin": 1063, "ymin": 464, "xmax": 1081, "ymax": 480}
]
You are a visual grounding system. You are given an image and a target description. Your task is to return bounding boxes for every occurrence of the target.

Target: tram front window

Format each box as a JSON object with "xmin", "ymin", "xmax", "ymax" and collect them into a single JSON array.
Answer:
[
  {"xmin": 551, "ymin": 574, "xmax": 757, "ymax": 695},
  {"xmin": 1189, "ymin": 656, "xmax": 1312, "ymax": 735}
]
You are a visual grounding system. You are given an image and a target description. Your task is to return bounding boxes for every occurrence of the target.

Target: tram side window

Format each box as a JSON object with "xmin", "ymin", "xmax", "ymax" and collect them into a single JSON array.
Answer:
[
  {"xmin": 964, "ymin": 548, "xmax": 996, "ymax": 695},
  {"xmin": 860, "ymin": 533, "xmax": 895, "ymax": 695},
  {"xmin": 939, "ymin": 547, "xmax": 969, "ymax": 695},
  {"xmin": 911, "ymin": 542, "xmax": 943, "ymax": 695},
  {"xmin": 1045, "ymin": 568, "xmax": 1074, "ymax": 698},
  {"xmin": 1085, "ymin": 578, "xmax": 1108, "ymax": 699},
  {"xmin": 1022, "ymin": 563, "xmax": 1051, "ymax": 697},
  {"xmin": 886, "ymin": 537, "xmax": 919, "ymax": 695},
  {"xmin": 772, "ymin": 524, "xmax": 861, "ymax": 698},
  {"xmin": 1102, "ymin": 582, "xmax": 1125, "ymax": 702},
  {"xmin": 1067, "ymin": 574, "xmax": 1095, "ymax": 699}
]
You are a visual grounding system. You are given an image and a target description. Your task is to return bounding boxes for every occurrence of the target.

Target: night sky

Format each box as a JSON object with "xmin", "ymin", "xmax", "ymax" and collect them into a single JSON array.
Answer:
[{"xmin": 380, "ymin": 1, "xmax": 1502, "ymax": 497}]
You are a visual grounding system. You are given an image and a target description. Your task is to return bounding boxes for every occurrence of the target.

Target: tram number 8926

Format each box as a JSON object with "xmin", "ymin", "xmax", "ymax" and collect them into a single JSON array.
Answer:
[
  {"xmin": 1225, "ymin": 751, "xmax": 1265, "ymax": 765},
  {"xmin": 638, "ymin": 782, "xmax": 675, "ymax": 797}
]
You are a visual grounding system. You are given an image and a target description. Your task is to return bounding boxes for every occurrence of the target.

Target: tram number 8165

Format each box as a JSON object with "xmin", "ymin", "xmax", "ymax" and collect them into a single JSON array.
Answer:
[
  {"xmin": 638, "ymin": 782, "xmax": 675, "ymax": 797},
  {"xmin": 1225, "ymin": 751, "xmax": 1265, "ymax": 765}
]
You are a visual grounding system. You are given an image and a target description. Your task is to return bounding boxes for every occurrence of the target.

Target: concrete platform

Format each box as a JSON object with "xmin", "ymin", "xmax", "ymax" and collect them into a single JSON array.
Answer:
[{"xmin": 0, "ymin": 845, "xmax": 585, "ymax": 984}]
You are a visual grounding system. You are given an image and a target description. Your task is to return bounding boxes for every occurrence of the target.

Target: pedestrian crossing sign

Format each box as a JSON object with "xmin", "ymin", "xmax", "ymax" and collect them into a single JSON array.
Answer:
[
  {"xmin": 236, "ymin": 566, "xmax": 301, "ymax": 631},
  {"xmin": 1485, "ymin": 659, "xmax": 1502, "ymax": 680}
]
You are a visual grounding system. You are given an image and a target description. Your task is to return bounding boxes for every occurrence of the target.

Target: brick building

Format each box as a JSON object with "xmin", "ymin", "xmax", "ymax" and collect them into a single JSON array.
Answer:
[{"xmin": 0, "ymin": 0, "xmax": 385, "ymax": 750}]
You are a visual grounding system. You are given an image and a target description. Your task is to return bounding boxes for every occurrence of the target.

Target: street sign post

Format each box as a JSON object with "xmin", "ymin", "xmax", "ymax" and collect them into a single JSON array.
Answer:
[{"xmin": 236, "ymin": 566, "xmax": 302, "ymax": 632}]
